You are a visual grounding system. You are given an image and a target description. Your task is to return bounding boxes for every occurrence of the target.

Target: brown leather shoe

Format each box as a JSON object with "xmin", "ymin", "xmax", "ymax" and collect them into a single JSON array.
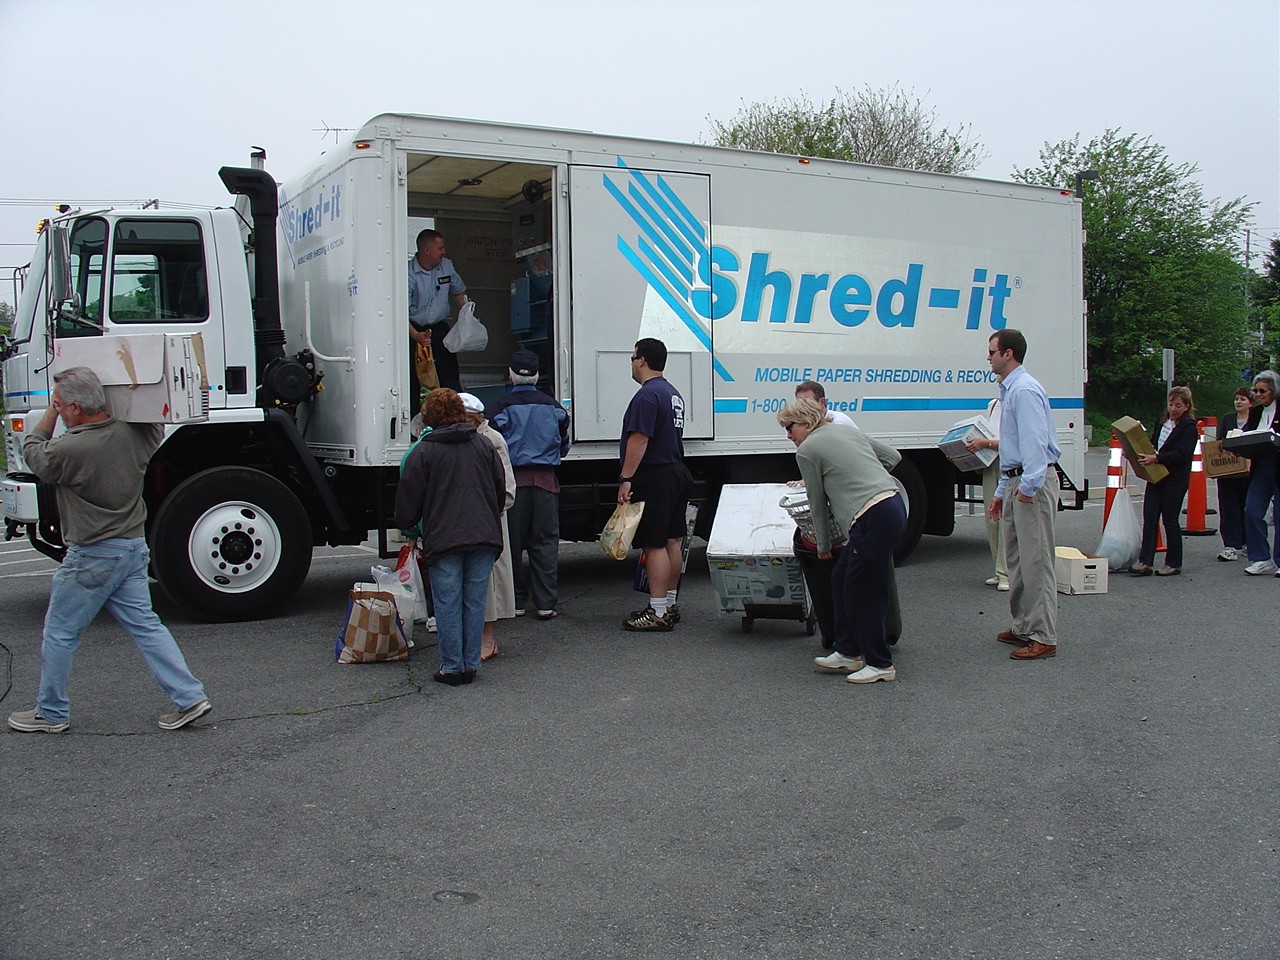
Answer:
[
  {"xmin": 997, "ymin": 629, "xmax": 1029, "ymax": 646},
  {"xmin": 1010, "ymin": 640, "xmax": 1057, "ymax": 660}
]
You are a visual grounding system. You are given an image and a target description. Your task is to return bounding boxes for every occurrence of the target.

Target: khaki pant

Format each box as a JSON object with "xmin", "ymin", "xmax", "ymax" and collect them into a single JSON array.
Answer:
[{"xmin": 1002, "ymin": 481, "xmax": 1058, "ymax": 646}]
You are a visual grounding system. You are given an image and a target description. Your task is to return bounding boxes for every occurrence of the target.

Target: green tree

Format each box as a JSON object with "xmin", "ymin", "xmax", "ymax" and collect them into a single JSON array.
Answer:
[
  {"xmin": 1013, "ymin": 130, "xmax": 1255, "ymax": 415},
  {"xmin": 1248, "ymin": 236, "xmax": 1280, "ymax": 368},
  {"xmin": 706, "ymin": 86, "xmax": 987, "ymax": 174},
  {"xmin": 0, "ymin": 299, "xmax": 12, "ymax": 334}
]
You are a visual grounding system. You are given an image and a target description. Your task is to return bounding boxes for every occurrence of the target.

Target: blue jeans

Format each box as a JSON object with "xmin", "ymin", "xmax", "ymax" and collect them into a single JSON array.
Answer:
[
  {"xmin": 1243, "ymin": 457, "xmax": 1280, "ymax": 563},
  {"xmin": 427, "ymin": 549, "xmax": 497, "ymax": 674},
  {"xmin": 37, "ymin": 538, "xmax": 206, "ymax": 724}
]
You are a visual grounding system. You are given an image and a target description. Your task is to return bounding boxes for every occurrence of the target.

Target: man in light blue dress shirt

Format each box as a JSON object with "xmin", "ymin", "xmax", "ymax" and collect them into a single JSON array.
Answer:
[
  {"xmin": 987, "ymin": 329, "xmax": 1061, "ymax": 660},
  {"xmin": 409, "ymin": 229, "xmax": 468, "ymax": 395}
]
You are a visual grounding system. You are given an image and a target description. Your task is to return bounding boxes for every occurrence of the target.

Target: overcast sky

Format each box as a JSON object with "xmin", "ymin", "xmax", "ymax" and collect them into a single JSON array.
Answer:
[{"xmin": 2, "ymin": 0, "xmax": 1276, "ymax": 280}]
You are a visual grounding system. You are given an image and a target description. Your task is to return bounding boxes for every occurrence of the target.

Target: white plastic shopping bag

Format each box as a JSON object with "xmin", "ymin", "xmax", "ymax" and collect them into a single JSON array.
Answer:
[{"xmin": 442, "ymin": 300, "xmax": 488, "ymax": 353}]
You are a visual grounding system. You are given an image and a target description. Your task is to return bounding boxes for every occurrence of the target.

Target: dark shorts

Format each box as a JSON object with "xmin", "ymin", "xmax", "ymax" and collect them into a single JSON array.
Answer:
[{"xmin": 630, "ymin": 462, "xmax": 692, "ymax": 548}]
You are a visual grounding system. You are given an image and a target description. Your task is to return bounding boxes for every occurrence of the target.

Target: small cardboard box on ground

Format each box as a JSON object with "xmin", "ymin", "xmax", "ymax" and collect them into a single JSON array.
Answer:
[
  {"xmin": 1111, "ymin": 416, "xmax": 1169, "ymax": 483},
  {"xmin": 1055, "ymin": 546, "xmax": 1108, "ymax": 595},
  {"xmin": 53, "ymin": 333, "xmax": 208, "ymax": 424},
  {"xmin": 707, "ymin": 483, "xmax": 810, "ymax": 619},
  {"xmin": 937, "ymin": 415, "xmax": 997, "ymax": 473}
]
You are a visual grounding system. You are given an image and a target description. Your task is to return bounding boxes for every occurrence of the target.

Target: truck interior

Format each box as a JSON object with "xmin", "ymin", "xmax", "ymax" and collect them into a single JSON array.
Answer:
[{"xmin": 404, "ymin": 152, "xmax": 556, "ymax": 412}]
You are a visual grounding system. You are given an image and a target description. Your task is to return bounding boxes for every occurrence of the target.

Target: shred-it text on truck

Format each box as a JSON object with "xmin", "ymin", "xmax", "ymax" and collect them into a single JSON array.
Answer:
[{"xmin": 0, "ymin": 114, "xmax": 1088, "ymax": 621}]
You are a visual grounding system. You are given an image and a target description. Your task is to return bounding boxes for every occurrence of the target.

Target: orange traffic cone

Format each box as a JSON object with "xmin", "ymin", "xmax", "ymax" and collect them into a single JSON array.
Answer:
[
  {"xmin": 1104, "ymin": 430, "xmax": 1126, "ymax": 526},
  {"xmin": 1183, "ymin": 417, "xmax": 1217, "ymax": 536}
]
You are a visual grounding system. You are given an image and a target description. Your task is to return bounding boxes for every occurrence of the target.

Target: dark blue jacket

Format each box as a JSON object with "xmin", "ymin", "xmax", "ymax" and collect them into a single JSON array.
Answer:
[
  {"xmin": 1149, "ymin": 416, "xmax": 1198, "ymax": 484},
  {"xmin": 488, "ymin": 386, "xmax": 570, "ymax": 468}
]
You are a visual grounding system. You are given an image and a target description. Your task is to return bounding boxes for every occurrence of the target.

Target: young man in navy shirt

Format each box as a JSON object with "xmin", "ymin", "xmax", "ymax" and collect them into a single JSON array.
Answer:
[{"xmin": 617, "ymin": 338, "xmax": 692, "ymax": 631}]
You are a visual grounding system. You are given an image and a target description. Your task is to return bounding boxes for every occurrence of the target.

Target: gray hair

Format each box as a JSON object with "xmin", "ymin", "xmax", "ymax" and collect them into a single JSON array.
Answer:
[
  {"xmin": 776, "ymin": 397, "xmax": 830, "ymax": 432},
  {"xmin": 1254, "ymin": 370, "xmax": 1280, "ymax": 397},
  {"xmin": 54, "ymin": 366, "xmax": 107, "ymax": 415},
  {"xmin": 510, "ymin": 370, "xmax": 539, "ymax": 386}
]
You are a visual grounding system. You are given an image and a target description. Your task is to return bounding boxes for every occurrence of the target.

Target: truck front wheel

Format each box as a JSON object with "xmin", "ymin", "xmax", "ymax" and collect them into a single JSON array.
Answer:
[
  {"xmin": 891, "ymin": 457, "xmax": 927, "ymax": 565},
  {"xmin": 150, "ymin": 467, "xmax": 313, "ymax": 621}
]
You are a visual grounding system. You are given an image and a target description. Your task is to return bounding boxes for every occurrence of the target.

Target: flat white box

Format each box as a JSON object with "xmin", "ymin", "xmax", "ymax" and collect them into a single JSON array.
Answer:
[
  {"xmin": 938, "ymin": 416, "xmax": 997, "ymax": 472},
  {"xmin": 706, "ymin": 483, "xmax": 810, "ymax": 618},
  {"xmin": 52, "ymin": 333, "xmax": 208, "ymax": 424},
  {"xmin": 1055, "ymin": 547, "xmax": 1109, "ymax": 595}
]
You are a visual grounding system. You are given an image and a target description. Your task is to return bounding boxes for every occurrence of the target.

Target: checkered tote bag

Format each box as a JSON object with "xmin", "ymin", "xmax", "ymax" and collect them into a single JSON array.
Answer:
[{"xmin": 334, "ymin": 589, "xmax": 411, "ymax": 663}]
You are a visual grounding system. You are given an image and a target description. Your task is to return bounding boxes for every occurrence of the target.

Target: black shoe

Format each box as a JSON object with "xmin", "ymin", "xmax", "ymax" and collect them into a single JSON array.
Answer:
[
  {"xmin": 629, "ymin": 602, "xmax": 680, "ymax": 624},
  {"xmin": 433, "ymin": 671, "xmax": 466, "ymax": 686},
  {"xmin": 461, "ymin": 670, "xmax": 477, "ymax": 684}
]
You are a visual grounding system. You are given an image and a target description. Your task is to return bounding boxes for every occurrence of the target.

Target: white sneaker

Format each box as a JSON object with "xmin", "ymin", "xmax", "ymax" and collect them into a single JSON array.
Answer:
[
  {"xmin": 814, "ymin": 651, "xmax": 865, "ymax": 673},
  {"xmin": 984, "ymin": 576, "xmax": 999, "ymax": 587},
  {"xmin": 996, "ymin": 578, "xmax": 1010, "ymax": 592},
  {"xmin": 1244, "ymin": 560, "xmax": 1277, "ymax": 576},
  {"xmin": 1217, "ymin": 547, "xmax": 1239, "ymax": 561},
  {"xmin": 847, "ymin": 664, "xmax": 897, "ymax": 684},
  {"xmin": 426, "ymin": 616, "xmax": 438, "ymax": 632}
]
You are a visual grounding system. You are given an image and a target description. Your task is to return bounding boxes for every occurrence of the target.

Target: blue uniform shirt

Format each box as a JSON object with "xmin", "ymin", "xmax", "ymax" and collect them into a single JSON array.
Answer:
[{"xmin": 408, "ymin": 256, "xmax": 466, "ymax": 329}]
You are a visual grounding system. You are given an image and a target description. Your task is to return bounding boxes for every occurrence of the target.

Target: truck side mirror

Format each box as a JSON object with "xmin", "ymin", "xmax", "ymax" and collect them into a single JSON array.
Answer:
[{"xmin": 48, "ymin": 224, "xmax": 83, "ymax": 323}]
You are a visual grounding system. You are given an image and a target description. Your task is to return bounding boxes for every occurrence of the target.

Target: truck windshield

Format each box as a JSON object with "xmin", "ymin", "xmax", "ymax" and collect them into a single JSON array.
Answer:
[{"xmin": 12, "ymin": 230, "xmax": 47, "ymax": 343}]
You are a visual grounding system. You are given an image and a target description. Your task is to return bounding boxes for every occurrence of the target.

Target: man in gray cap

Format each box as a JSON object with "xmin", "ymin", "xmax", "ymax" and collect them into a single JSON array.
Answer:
[{"xmin": 488, "ymin": 350, "xmax": 571, "ymax": 619}]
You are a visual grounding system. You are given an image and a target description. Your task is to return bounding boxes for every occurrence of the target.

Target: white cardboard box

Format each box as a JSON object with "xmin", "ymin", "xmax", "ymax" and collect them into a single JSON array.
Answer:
[
  {"xmin": 938, "ymin": 415, "xmax": 997, "ymax": 473},
  {"xmin": 1055, "ymin": 547, "xmax": 1109, "ymax": 595},
  {"xmin": 706, "ymin": 483, "xmax": 810, "ymax": 618},
  {"xmin": 53, "ymin": 333, "xmax": 208, "ymax": 424}
]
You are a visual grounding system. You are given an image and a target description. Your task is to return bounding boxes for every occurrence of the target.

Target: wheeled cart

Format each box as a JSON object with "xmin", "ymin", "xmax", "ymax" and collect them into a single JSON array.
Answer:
[{"xmin": 707, "ymin": 484, "xmax": 815, "ymax": 635}]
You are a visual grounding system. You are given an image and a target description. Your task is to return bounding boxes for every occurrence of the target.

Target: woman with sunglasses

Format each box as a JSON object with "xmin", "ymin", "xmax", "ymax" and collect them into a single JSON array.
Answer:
[
  {"xmin": 778, "ymin": 399, "xmax": 905, "ymax": 685},
  {"xmin": 1239, "ymin": 371, "xmax": 1280, "ymax": 576}
]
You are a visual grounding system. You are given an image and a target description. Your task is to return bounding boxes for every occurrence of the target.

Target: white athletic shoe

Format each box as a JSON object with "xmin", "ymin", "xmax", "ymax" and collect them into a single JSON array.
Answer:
[
  {"xmin": 813, "ymin": 651, "xmax": 865, "ymax": 673},
  {"xmin": 847, "ymin": 664, "xmax": 897, "ymax": 684},
  {"xmin": 1217, "ymin": 547, "xmax": 1239, "ymax": 561},
  {"xmin": 1245, "ymin": 559, "xmax": 1277, "ymax": 576}
]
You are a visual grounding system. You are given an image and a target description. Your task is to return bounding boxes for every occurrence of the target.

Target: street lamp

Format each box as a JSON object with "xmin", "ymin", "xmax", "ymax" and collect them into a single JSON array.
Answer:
[{"xmin": 1074, "ymin": 169, "xmax": 1099, "ymax": 198}]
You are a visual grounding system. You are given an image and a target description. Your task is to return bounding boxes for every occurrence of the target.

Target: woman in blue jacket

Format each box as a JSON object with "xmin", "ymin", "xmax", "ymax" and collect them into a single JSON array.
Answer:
[{"xmin": 1130, "ymin": 386, "xmax": 1199, "ymax": 577}]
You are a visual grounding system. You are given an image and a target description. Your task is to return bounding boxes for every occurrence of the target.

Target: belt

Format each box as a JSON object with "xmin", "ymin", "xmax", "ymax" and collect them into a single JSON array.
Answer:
[{"xmin": 1003, "ymin": 463, "xmax": 1057, "ymax": 478}]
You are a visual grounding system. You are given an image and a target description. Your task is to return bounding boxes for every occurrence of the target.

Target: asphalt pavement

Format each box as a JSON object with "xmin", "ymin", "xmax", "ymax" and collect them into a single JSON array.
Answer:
[{"xmin": 2, "ymin": 450, "xmax": 1276, "ymax": 960}]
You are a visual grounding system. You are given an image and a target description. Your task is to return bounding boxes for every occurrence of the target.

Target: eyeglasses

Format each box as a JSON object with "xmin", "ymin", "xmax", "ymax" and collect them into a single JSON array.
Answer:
[
  {"xmin": 987, "ymin": 348, "xmax": 1003, "ymax": 357},
  {"xmin": 630, "ymin": 355, "xmax": 642, "ymax": 362},
  {"xmin": 1253, "ymin": 387, "xmax": 1272, "ymax": 394},
  {"xmin": 783, "ymin": 422, "xmax": 799, "ymax": 432}
]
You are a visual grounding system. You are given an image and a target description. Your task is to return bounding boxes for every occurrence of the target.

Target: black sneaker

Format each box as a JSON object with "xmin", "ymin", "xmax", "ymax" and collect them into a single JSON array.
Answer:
[
  {"xmin": 629, "ymin": 603, "xmax": 679, "ymax": 624},
  {"xmin": 623, "ymin": 607, "xmax": 674, "ymax": 632}
]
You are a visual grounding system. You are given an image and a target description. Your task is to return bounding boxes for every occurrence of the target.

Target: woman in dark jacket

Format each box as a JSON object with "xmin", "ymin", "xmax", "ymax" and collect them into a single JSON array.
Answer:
[
  {"xmin": 1214, "ymin": 387, "xmax": 1254, "ymax": 562},
  {"xmin": 395, "ymin": 389, "xmax": 506, "ymax": 685},
  {"xmin": 1130, "ymin": 386, "xmax": 1199, "ymax": 576},
  {"xmin": 1239, "ymin": 370, "xmax": 1280, "ymax": 575}
]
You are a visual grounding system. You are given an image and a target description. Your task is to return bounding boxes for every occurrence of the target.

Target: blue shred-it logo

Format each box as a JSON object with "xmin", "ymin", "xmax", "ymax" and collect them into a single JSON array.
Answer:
[
  {"xmin": 604, "ymin": 157, "xmax": 1017, "ymax": 381},
  {"xmin": 601, "ymin": 159, "xmax": 730, "ymax": 381}
]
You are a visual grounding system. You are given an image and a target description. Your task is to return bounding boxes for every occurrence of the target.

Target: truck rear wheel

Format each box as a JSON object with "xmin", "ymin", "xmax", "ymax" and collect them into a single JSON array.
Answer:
[
  {"xmin": 891, "ymin": 458, "xmax": 927, "ymax": 565},
  {"xmin": 150, "ymin": 467, "xmax": 313, "ymax": 621}
]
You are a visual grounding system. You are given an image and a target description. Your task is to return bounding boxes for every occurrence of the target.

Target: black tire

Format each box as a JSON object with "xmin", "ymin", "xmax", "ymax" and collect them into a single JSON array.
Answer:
[
  {"xmin": 891, "ymin": 457, "xmax": 927, "ymax": 565},
  {"xmin": 150, "ymin": 466, "xmax": 313, "ymax": 621}
]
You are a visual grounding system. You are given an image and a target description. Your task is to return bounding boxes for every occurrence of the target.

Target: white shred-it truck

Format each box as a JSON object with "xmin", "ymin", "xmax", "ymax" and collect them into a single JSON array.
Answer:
[{"xmin": 1, "ymin": 114, "xmax": 1087, "ymax": 621}]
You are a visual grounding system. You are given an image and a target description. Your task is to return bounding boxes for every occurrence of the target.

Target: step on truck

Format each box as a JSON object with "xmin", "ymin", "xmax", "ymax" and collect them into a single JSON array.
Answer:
[{"xmin": 1, "ymin": 114, "xmax": 1088, "ymax": 621}]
